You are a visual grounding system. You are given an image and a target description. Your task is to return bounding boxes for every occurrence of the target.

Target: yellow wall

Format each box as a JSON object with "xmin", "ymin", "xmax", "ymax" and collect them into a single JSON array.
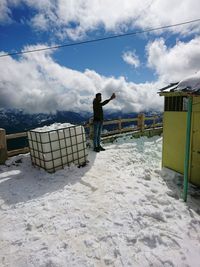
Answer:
[
  {"xmin": 192, "ymin": 96, "xmax": 200, "ymax": 112},
  {"xmin": 162, "ymin": 112, "xmax": 187, "ymax": 174},
  {"xmin": 162, "ymin": 97, "xmax": 200, "ymax": 186}
]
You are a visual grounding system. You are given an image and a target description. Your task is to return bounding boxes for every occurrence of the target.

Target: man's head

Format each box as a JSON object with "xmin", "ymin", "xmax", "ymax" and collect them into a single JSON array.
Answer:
[{"xmin": 96, "ymin": 93, "xmax": 102, "ymax": 102}]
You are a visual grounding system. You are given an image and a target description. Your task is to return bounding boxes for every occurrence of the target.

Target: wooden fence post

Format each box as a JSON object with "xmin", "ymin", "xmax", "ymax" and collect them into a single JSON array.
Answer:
[
  {"xmin": 118, "ymin": 117, "xmax": 122, "ymax": 133},
  {"xmin": 0, "ymin": 128, "xmax": 8, "ymax": 164},
  {"xmin": 137, "ymin": 113, "xmax": 145, "ymax": 132},
  {"xmin": 153, "ymin": 115, "xmax": 156, "ymax": 129}
]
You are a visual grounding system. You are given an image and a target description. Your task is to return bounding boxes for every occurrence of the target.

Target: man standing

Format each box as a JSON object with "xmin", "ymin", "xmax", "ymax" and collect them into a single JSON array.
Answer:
[{"xmin": 93, "ymin": 92, "xmax": 116, "ymax": 152}]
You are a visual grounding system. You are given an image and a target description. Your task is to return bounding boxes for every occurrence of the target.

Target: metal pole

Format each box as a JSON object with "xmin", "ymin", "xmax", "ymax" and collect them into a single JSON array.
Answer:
[{"xmin": 183, "ymin": 97, "xmax": 193, "ymax": 202}]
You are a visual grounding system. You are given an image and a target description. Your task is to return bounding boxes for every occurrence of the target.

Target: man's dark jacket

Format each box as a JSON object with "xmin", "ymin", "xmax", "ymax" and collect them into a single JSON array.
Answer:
[{"xmin": 93, "ymin": 98, "xmax": 110, "ymax": 122}]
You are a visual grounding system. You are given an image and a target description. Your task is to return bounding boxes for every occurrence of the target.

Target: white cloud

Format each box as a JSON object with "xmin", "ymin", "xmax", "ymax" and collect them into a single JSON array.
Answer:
[
  {"xmin": 0, "ymin": 45, "xmax": 163, "ymax": 114},
  {"xmin": 122, "ymin": 51, "xmax": 140, "ymax": 68},
  {"xmin": 1, "ymin": 0, "xmax": 200, "ymax": 40},
  {"xmin": 30, "ymin": 13, "xmax": 49, "ymax": 31},
  {"xmin": 1, "ymin": 35, "xmax": 198, "ymax": 115},
  {"xmin": 0, "ymin": 0, "xmax": 12, "ymax": 24},
  {"xmin": 146, "ymin": 36, "xmax": 200, "ymax": 83}
]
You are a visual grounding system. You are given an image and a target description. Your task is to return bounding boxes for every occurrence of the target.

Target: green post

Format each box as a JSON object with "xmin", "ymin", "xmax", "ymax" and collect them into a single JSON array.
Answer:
[{"xmin": 183, "ymin": 97, "xmax": 193, "ymax": 202}]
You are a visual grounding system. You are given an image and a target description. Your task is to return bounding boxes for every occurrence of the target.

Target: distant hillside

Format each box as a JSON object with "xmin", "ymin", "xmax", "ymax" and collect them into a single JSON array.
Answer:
[{"xmin": 0, "ymin": 109, "xmax": 90, "ymax": 134}]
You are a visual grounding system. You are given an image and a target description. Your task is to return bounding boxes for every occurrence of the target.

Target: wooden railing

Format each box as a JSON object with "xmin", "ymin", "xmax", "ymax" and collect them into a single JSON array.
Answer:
[
  {"xmin": 84, "ymin": 113, "xmax": 162, "ymax": 139},
  {"xmin": 0, "ymin": 113, "xmax": 162, "ymax": 164}
]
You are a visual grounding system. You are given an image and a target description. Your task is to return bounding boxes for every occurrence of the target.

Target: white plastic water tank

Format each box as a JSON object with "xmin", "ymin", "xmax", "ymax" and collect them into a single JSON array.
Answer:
[{"xmin": 27, "ymin": 123, "xmax": 88, "ymax": 173}]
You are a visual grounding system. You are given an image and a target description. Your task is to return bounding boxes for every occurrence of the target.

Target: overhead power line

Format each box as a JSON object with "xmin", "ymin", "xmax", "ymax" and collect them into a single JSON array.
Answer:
[{"xmin": 0, "ymin": 18, "xmax": 200, "ymax": 58}]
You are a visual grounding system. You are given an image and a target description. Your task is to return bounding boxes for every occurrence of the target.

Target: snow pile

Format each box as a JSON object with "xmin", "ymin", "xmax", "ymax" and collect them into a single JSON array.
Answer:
[
  {"xmin": 0, "ymin": 136, "xmax": 200, "ymax": 267},
  {"xmin": 33, "ymin": 123, "xmax": 74, "ymax": 132},
  {"xmin": 176, "ymin": 71, "xmax": 200, "ymax": 92}
]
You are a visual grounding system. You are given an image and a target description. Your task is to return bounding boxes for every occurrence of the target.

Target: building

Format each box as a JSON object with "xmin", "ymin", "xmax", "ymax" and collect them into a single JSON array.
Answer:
[{"xmin": 159, "ymin": 73, "xmax": 200, "ymax": 187}]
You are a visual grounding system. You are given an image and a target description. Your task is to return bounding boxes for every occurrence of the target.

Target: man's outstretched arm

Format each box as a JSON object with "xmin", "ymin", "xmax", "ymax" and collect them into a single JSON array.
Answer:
[{"xmin": 101, "ymin": 93, "xmax": 116, "ymax": 106}]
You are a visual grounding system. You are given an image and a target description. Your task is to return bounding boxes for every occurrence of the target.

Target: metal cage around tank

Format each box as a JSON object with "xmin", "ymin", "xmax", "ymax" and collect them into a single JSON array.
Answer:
[{"xmin": 27, "ymin": 125, "xmax": 88, "ymax": 173}]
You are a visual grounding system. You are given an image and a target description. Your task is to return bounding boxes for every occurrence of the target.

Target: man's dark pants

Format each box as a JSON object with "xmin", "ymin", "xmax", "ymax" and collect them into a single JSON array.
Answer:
[{"xmin": 93, "ymin": 121, "xmax": 103, "ymax": 149}]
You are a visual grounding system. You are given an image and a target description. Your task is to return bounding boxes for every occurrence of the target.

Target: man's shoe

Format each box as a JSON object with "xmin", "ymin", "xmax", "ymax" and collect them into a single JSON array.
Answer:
[
  {"xmin": 99, "ymin": 146, "xmax": 105, "ymax": 151},
  {"xmin": 94, "ymin": 147, "xmax": 100, "ymax": 152}
]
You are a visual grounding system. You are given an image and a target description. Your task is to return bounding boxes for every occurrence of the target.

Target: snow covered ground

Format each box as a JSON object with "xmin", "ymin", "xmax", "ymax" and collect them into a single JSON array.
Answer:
[{"xmin": 0, "ymin": 135, "xmax": 200, "ymax": 267}]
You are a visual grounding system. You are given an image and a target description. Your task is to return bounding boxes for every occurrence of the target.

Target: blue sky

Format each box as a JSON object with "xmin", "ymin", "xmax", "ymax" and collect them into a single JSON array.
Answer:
[
  {"xmin": 0, "ymin": 0, "xmax": 200, "ymax": 114},
  {"xmin": 0, "ymin": 4, "xmax": 155, "ymax": 83}
]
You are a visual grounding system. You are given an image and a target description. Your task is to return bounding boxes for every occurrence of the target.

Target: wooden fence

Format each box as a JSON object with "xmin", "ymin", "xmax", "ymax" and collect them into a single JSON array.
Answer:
[{"xmin": 0, "ymin": 113, "xmax": 162, "ymax": 164}]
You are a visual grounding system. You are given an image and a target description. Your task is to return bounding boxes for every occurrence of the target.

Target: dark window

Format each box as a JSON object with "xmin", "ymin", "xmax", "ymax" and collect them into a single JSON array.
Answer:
[{"xmin": 164, "ymin": 96, "xmax": 188, "ymax": 111}]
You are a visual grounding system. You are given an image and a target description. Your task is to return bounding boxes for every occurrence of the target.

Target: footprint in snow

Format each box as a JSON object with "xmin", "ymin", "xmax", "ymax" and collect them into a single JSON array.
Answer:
[
  {"xmin": 166, "ymin": 190, "xmax": 179, "ymax": 200},
  {"xmin": 143, "ymin": 173, "xmax": 151, "ymax": 180},
  {"xmin": 151, "ymin": 188, "xmax": 158, "ymax": 194}
]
